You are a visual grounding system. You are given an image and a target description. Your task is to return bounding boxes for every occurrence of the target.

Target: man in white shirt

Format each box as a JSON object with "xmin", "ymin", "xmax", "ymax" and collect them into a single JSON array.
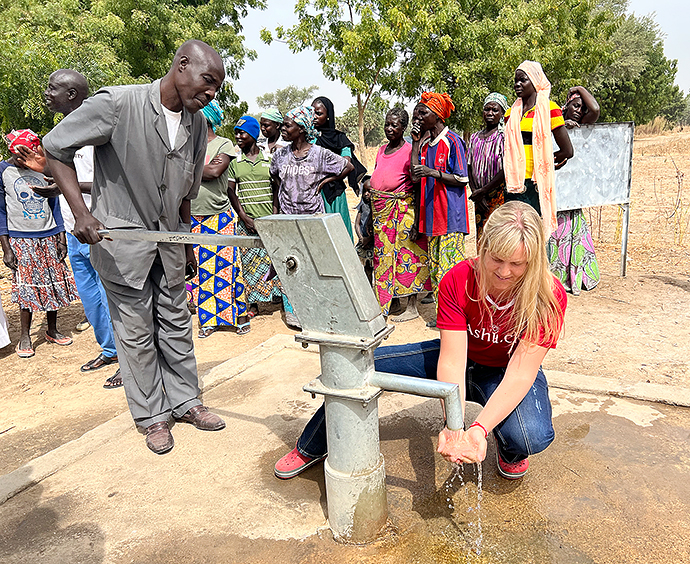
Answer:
[{"xmin": 35, "ymin": 70, "xmax": 120, "ymax": 385}]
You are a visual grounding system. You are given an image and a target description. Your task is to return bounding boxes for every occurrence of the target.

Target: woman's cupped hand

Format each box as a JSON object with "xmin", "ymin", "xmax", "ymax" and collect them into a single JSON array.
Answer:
[{"xmin": 437, "ymin": 426, "xmax": 488, "ymax": 465}]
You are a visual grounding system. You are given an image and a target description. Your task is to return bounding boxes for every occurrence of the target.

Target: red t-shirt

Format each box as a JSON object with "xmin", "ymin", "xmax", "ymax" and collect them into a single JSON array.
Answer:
[{"xmin": 436, "ymin": 260, "xmax": 567, "ymax": 367}]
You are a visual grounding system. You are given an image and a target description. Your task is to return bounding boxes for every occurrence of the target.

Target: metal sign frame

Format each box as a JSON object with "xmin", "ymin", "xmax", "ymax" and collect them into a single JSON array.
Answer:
[{"xmin": 554, "ymin": 122, "xmax": 634, "ymax": 276}]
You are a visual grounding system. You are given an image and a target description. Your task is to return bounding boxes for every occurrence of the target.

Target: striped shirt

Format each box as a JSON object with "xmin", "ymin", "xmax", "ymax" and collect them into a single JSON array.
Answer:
[
  {"xmin": 419, "ymin": 127, "xmax": 470, "ymax": 237},
  {"xmin": 504, "ymin": 101, "xmax": 565, "ymax": 179},
  {"xmin": 228, "ymin": 150, "xmax": 273, "ymax": 219}
]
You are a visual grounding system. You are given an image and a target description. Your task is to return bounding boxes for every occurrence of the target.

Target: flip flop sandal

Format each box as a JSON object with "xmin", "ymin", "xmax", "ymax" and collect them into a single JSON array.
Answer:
[
  {"xmin": 198, "ymin": 326, "xmax": 217, "ymax": 339},
  {"xmin": 45, "ymin": 332, "xmax": 73, "ymax": 346},
  {"xmin": 81, "ymin": 353, "xmax": 118, "ymax": 372},
  {"xmin": 103, "ymin": 369, "xmax": 123, "ymax": 389},
  {"xmin": 247, "ymin": 308, "xmax": 259, "ymax": 319},
  {"xmin": 16, "ymin": 343, "xmax": 35, "ymax": 358},
  {"xmin": 236, "ymin": 322, "xmax": 251, "ymax": 336}
]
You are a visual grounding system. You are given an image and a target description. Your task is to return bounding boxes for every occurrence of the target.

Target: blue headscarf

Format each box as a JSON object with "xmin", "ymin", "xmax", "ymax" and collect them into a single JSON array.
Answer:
[
  {"xmin": 202, "ymin": 100, "xmax": 223, "ymax": 132},
  {"xmin": 285, "ymin": 105, "xmax": 317, "ymax": 143}
]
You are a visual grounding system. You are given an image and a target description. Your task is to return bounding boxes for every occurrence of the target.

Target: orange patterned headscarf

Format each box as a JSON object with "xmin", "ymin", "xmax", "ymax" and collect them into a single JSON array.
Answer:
[
  {"xmin": 504, "ymin": 60, "xmax": 557, "ymax": 236},
  {"xmin": 421, "ymin": 92, "xmax": 455, "ymax": 121}
]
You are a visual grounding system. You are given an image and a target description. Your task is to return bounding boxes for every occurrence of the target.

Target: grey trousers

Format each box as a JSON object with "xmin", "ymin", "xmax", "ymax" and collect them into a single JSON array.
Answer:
[{"xmin": 102, "ymin": 257, "xmax": 201, "ymax": 428}]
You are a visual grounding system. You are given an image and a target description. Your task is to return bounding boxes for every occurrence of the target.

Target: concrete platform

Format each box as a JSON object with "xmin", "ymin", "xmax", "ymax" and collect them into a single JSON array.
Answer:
[{"xmin": 0, "ymin": 335, "xmax": 688, "ymax": 563}]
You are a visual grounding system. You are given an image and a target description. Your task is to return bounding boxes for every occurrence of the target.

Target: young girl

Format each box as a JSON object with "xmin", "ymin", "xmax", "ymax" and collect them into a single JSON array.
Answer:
[
  {"xmin": 228, "ymin": 115, "xmax": 290, "ymax": 321},
  {"xmin": 0, "ymin": 130, "xmax": 77, "ymax": 357},
  {"xmin": 354, "ymin": 176, "xmax": 374, "ymax": 285}
]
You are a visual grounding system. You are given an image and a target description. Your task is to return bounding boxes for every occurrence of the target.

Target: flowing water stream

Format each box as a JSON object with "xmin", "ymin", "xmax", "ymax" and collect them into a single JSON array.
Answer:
[{"xmin": 442, "ymin": 462, "xmax": 484, "ymax": 559}]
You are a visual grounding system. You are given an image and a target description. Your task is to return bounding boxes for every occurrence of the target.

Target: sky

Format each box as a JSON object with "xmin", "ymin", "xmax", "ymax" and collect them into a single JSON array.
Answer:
[{"xmin": 232, "ymin": 0, "xmax": 690, "ymax": 116}]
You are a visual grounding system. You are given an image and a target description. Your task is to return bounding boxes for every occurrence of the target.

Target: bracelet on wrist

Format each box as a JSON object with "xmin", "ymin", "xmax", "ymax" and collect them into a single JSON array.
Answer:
[{"xmin": 468, "ymin": 421, "xmax": 488, "ymax": 439}]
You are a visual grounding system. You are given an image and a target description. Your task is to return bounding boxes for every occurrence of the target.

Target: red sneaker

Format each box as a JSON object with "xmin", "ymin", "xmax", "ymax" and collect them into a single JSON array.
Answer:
[
  {"xmin": 274, "ymin": 447, "xmax": 326, "ymax": 479},
  {"xmin": 496, "ymin": 450, "xmax": 529, "ymax": 480}
]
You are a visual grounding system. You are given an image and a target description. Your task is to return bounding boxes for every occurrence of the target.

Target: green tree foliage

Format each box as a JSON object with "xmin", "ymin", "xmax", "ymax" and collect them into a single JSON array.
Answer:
[
  {"xmin": 256, "ymin": 85, "xmax": 318, "ymax": 115},
  {"xmin": 214, "ymin": 100, "xmax": 251, "ymax": 141},
  {"xmin": 336, "ymin": 95, "xmax": 389, "ymax": 148},
  {"xmin": 265, "ymin": 0, "xmax": 621, "ymax": 146},
  {"xmin": 680, "ymin": 96, "xmax": 690, "ymax": 127},
  {"xmin": 261, "ymin": 0, "xmax": 403, "ymax": 165},
  {"xmin": 0, "ymin": 0, "xmax": 264, "ymax": 137},
  {"xmin": 390, "ymin": 0, "xmax": 617, "ymax": 135},
  {"xmin": 591, "ymin": 10, "xmax": 685, "ymax": 125}
]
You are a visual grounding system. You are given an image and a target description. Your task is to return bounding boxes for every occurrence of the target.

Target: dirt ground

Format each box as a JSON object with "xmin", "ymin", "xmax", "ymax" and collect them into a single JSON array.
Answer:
[{"xmin": 0, "ymin": 130, "xmax": 688, "ymax": 477}]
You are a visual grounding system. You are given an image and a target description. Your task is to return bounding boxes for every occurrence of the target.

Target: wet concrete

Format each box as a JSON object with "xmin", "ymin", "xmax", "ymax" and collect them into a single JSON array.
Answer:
[{"xmin": 0, "ymin": 337, "xmax": 688, "ymax": 563}]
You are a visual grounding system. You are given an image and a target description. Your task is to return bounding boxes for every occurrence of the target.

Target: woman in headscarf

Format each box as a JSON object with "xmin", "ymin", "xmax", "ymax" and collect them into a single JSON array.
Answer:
[
  {"xmin": 547, "ymin": 86, "xmax": 601, "ymax": 294},
  {"xmin": 370, "ymin": 107, "xmax": 431, "ymax": 321},
  {"xmin": 468, "ymin": 92, "xmax": 509, "ymax": 240},
  {"xmin": 410, "ymin": 92, "xmax": 470, "ymax": 325},
  {"xmin": 258, "ymin": 109, "xmax": 289, "ymax": 154},
  {"xmin": 189, "ymin": 101, "xmax": 250, "ymax": 338},
  {"xmin": 504, "ymin": 61, "xmax": 573, "ymax": 239},
  {"xmin": 312, "ymin": 96, "xmax": 366, "ymax": 242},
  {"xmin": 270, "ymin": 105, "xmax": 354, "ymax": 328},
  {"xmin": 228, "ymin": 115, "xmax": 291, "ymax": 321}
]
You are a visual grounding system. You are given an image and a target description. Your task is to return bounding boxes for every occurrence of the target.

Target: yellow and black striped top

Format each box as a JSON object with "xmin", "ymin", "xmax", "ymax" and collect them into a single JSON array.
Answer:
[{"xmin": 505, "ymin": 101, "xmax": 565, "ymax": 179}]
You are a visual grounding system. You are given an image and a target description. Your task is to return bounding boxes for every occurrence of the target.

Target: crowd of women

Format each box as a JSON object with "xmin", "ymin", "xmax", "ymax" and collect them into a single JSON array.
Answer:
[
  {"xmin": 1, "ymin": 59, "xmax": 602, "ymax": 355},
  {"xmin": 135, "ymin": 58, "xmax": 603, "ymax": 341}
]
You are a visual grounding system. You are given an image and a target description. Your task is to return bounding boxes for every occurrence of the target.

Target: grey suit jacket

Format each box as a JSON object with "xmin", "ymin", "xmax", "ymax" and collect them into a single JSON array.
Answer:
[{"xmin": 44, "ymin": 79, "xmax": 207, "ymax": 289}]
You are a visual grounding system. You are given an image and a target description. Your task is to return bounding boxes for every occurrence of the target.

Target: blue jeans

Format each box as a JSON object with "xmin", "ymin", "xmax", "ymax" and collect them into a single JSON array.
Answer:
[
  {"xmin": 67, "ymin": 233, "xmax": 117, "ymax": 358},
  {"xmin": 296, "ymin": 339, "xmax": 555, "ymax": 464}
]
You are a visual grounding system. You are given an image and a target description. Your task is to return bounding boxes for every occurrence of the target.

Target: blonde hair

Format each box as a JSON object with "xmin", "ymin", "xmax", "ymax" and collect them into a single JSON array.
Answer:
[{"xmin": 475, "ymin": 201, "xmax": 563, "ymax": 346}]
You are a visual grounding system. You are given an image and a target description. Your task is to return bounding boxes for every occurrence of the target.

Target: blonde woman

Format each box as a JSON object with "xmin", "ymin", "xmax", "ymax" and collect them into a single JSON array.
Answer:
[{"xmin": 275, "ymin": 201, "xmax": 567, "ymax": 481}]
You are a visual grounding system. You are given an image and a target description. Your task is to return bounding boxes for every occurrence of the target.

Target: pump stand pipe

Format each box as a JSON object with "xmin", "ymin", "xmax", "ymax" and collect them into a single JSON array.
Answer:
[{"xmin": 368, "ymin": 372, "xmax": 464, "ymax": 431}]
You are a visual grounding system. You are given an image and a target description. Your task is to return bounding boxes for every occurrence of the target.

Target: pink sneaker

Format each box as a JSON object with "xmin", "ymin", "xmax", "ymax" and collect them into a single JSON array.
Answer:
[
  {"xmin": 496, "ymin": 450, "xmax": 529, "ymax": 480},
  {"xmin": 274, "ymin": 447, "xmax": 326, "ymax": 479}
]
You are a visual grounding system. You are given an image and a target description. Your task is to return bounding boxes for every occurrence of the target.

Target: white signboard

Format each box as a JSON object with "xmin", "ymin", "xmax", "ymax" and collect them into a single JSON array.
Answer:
[{"xmin": 555, "ymin": 122, "xmax": 634, "ymax": 212}]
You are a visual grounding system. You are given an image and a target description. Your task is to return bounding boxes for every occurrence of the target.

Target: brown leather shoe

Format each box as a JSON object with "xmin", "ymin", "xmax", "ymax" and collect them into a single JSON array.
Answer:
[
  {"xmin": 176, "ymin": 405, "xmax": 225, "ymax": 431},
  {"xmin": 145, "ymin": 421, "xmax": 174, "ymax": 454}
]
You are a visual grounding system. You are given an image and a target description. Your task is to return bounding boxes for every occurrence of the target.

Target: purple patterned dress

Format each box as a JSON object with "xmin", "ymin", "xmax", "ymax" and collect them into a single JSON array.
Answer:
[{"xmin": 467, "ymin": 128, "xmax": 505, "ymax": 239}]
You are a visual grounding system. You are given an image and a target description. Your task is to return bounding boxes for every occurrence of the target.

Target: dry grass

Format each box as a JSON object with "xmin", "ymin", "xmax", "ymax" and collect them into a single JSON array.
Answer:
[{"xmin": 635, "ymin": 116, "xmax": 674, "ymax": 137}]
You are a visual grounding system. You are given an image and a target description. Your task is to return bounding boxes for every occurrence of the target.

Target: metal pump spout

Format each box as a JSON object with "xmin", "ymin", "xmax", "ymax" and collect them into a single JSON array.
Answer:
[{"xmin": 368, "ymin": 372, "xmax": 463, "ymax": 430}]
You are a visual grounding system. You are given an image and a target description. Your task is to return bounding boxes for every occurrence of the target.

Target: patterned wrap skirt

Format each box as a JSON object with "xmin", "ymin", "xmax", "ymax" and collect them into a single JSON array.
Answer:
[
  {"xmin": 547, "ymin": 209, "xmax": 600, "ymax": 295},
  {"xmin": 10, "ymin": 234, "xmax": 78, "ymax": 312},
  {"xmin": 189, "ymin": 211, "xmax": 248, "ymax": 328},
  {"xmin": 475, "ymin": 186, "xmax": 505, "ymax": 241},
  {"xmin": 371, "ymin": 190, "xmax": 431, "ymax": 315},
  {"xmin": 427, "ymin": 232, "xmax": 466, "ymax": 299},
  {"xmin": 235, "ymin": 219, "xmax": 284, "ymax": 304}
]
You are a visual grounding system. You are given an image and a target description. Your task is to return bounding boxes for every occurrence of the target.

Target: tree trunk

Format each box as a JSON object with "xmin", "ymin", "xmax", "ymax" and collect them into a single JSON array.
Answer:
[{"xmin": 357, "ymin": 93, "xmax": 368, "ymax": 170}]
